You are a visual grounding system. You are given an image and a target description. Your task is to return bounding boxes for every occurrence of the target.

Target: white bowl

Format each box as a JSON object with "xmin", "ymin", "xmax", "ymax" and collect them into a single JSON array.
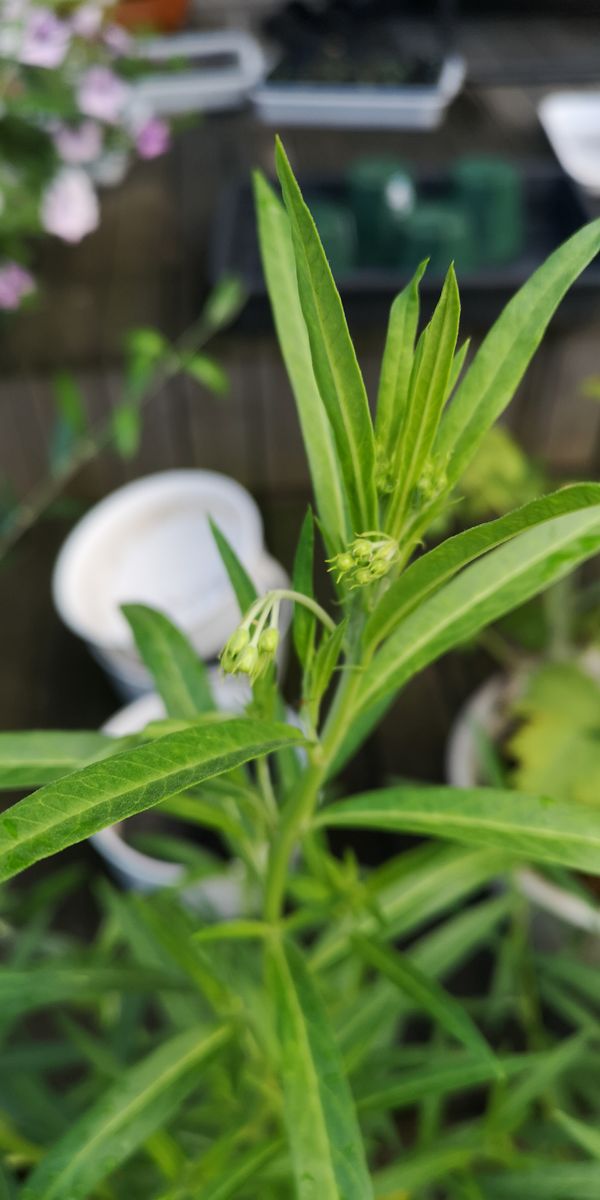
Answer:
[
  {"xmin": 538, "ymin": 91, "xmax": 600, "ymax": 196},
  {"xmin": 92, "ymin": 673, "xmax": 252, "ymax": 915},
  {"xmin": 446, "ymin": 668, "xmax": 600, "ymax": 939},
  {"xmin": 53, "ymin": 470, "xmax": 289, "ymax": 698}
]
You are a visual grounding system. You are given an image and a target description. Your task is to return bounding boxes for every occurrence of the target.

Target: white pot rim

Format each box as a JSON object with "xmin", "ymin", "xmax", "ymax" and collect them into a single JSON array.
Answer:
[
  {"xmin": 92, "ymin": 681, "xmax": 251, "ymax": 914},
  {"xmin": 52, "ymin": 470, "xmax": 264, "ymax": 652},
  {"xmin": 446, "ymin": 667, "xmax": 600, "ymax": 935}
]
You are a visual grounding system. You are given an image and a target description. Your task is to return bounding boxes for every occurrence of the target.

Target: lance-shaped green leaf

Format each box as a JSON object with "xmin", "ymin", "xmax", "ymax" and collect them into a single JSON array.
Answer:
[
  {"xmin": 554, "ymin": 1110, "xmax": 600, "ymax": 1160},
  {"xmin": 254, "ymin": 171, "xmax": 348, "ymax": 549},
  {"xmin": 354, "ymin": 936, "xmax": 498, "ymax": 1072},
  {"xmin": 0, "ymin": 966, "xmax": 186, "ymax": 1023},
  {"xmin": 356, "ymin": 500, "xmax": 600, "ymax": 731},
  {"xmin": 375, "ymin": 260, "xmax": 427, "ymax": 457},
  {"xmin": 359, "ymin": 1052, "xmax": 534, "ymax": 1114},
  {"xmin": 365, "ymin": 483, "xmax": 600, "ymax": 650},
  {"xmin": 268, "ymin": 938, "xmax": 373, "ymax": 1200},
  {"xmin": 292, "ymin": 508, "xmax": 316, "ymax": 668},
  {"xmin": 387, "ymin": 264, "xmax": 460, "ymax": 533},
  {"xmin": 122, "ymin": 604, "xmax": 214, "ymax": 719},
  {"xmin": 317, "ymin": 785, "xmax": 600, "ymax": 873},
  {"xmin": 480, "ymin": 1162, "xmax": 600, "ymax": 1200},
  {"xmin": 21, "ymin": 1025, "xmax": 231, "ymax": 1200},
  {"xmin": 436, "ymin": 216, "xmax": 600, "ymax": 487},
  {"xmin": 209, "ymin": 518, "xmax": 257, "ymax": 615},
  {"xmin": 0, "ymin": 731, "xmax": 119, "ymax": 789},
  {"xmin": 195, "ymin": 1140, "xmax": 282, "ymax": 1200},
  {"xmin": 275, "ymin": 139, "xmax": 377, "ymax": 534},
  {"xmin": 312, "ymin": 845, "xmax": 507, "ymax": 971},
  {"xmin": 0, "ymin": 719, "xmax": 304, "ymax": 883}
]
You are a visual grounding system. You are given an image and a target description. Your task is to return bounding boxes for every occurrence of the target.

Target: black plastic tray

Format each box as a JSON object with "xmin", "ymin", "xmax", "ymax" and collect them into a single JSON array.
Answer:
[{"xmin": 209, "ymin": 165, "xmax": 600, "ymax": 332}]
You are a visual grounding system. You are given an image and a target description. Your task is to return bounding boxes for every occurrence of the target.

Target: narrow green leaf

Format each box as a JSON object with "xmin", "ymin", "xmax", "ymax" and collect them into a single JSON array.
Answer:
[
  {"xmin": 254, "ymin": 171, "xmax": 348, "ymax": 549},
  {"xmin": 489, "ymin": 1034, "xmax": 585, "ymax": 1133},
  {"xmin": 0, "ymin": 967, "xmax": 186, "ymax": 1023},
  {"xmin": 375, "ymin": 260, "xmax": 427, "ymax": 455},
  {"xmin": 184, "ymin": 354, "xmax": 228, "ymax": 395},
  {"xmin": 292, "ymin": 508, "xmax": 316, "ymax": 668},
  {"xmin": 357, "ymin": 501, "xmax": 600, "ymax": 730},
  {"xmin": 446, "ymin": 337, "xmax": 470, "ymax": 400},
  {"xmin": 436, "ymin": 216, "xmax": 600, "ymax": 486},
  {"xmin": 0, "ymin": 719, "xmax": 304, "ymax": 882},
  {"xmin": 305, "ymin": 620, "xmax": 346, "ymax": 727},
  {"xmin": 366, "ymin": 483, "xmax": 600, "ymax": 649},
  {"xmin": 111, "ymin": 402, "xmax": 141, "ymax": 460},
  {"xmin": 374, "ymin": 1137, "xmax": 480, "ymax": 1197},
  {"xmin": 387, "ymin": 264, "xmax": 460, "ymax": 532},
  {"xmin": 554, "ymin": 1109, "xmax": 600, "ymax": 1160},
  {"xmin": 318, "ymin": 785, "xmax": 600, "ymax": 873},
  {"xmin": 480, "ymin": 1163, "xmax": 600, "ymax": 1200},
  {"xmin": 209, "ymin": 518, "xmax": 257, "ymax": 616},
  {"xmin": 274, "ymin": 139, "xmax": 377, "ymax": 533},
  {"xmin": 122, "ymin": 603, "xmax": 214, "ymax": 719},
  {"xmin": 312, "ymin": 845, "xmax": 507, "ymax": 970},
  {"xmin": 22, "ymin": 1025, "xmax": 231, "ymax": 1200},
  {"xmin": 201, "ymin": 275, "xmax": 245, "ymax": 332},
  {"xmin": 194, "ymin": 1141, "xmax": 282, "ymax": 1200},
  {"xmin": 359, "ymin": 1052, "xmax": 533, "ymax": 1114},
  {"xmin": 354, "ymin": 936, "xmax": 498, "ymax": 1071},
  {"xmin": 269, "ymin": 938, "xmax": 373, "ymax": 1200},
  {"xmin": 193, "ymin": 920, "xmax": 269, "ymax": 944},
  {"xmin": 0, "ymin": 731, "xmax": 117, "ymax": 789}
]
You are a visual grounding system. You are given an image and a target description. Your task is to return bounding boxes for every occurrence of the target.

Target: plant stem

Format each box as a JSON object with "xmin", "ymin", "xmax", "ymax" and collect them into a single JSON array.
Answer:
[
  {"xmin": 263, "ymin": 664, "xmax": 361, "ymax": 922},
  {"xmin": 0, "ymin": 314, "xmax": 211, "ymax": 562},
  {"xmin": 267, "ymin": 589, "xmax": 336, "ymax": 633}
]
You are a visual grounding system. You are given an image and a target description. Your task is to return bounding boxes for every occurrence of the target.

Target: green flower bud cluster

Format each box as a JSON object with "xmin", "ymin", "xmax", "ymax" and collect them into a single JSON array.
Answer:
[
  {"xmin": 328, "ymin": 532, "xmax": 399, "ymax": 588},
  {"xmin": 411, "ymin": 461, "xmax": 447, "ymax": 509},
  {"xmin": 220, "ymin": 598, "xmax": 280, "ymax": 683}
]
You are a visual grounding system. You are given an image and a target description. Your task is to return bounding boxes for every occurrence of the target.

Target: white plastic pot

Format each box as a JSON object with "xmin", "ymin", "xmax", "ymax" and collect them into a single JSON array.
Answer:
[
  {"xmin": 446, "ymin": 668, "xmax": 600, "ymax": 939},
  {"xmin": 93, "ymin": 670, "xmax": 252, "ymax": 915},
  {"xmin": 53, "ymin": 470, "xmax": 289, "ymax": 699}
]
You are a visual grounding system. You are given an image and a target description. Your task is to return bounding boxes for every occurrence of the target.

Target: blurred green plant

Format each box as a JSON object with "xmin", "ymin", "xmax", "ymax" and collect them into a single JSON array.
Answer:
[
  {"xmin": 0, "ymin": 273, "xmax": 245, "ymax": 559},
  {"xmin": 0, "ymin": 139, "xmax": 599, "ymax": 1197}
]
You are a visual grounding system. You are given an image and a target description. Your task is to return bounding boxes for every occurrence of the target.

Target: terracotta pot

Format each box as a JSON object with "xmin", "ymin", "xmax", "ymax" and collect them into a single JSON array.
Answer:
[{"xmin": 115, "ymin": 0, "xmax": 189, "ymax": 33}]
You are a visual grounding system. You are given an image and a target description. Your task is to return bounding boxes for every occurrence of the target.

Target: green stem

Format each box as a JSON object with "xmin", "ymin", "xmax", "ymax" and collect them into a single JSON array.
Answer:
[
  {"xmin": 263, "ymin": 665, "xmax": 362, "ymax": 922},
  {"xmin": 268, "ymin": 589, "xmax": 336, "ymax": 633}
]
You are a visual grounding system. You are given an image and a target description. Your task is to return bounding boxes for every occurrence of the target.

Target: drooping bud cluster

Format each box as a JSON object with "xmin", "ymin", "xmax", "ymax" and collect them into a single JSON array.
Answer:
[
  {"xmin": 327, "ymin": 532, "xmax": 399, "ymax": 588},
  {"xmin": 220, "ymin": 597, "xmax": 280, "ymax": 683}
]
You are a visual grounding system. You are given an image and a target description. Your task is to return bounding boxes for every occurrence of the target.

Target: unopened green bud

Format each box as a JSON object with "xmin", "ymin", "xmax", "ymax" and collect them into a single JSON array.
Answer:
[
  {"xmin": 336, "ymin": 552, "xmax": 354, "ymax": 573},
  {"xmin": 354, "ymin": 567, "xmax": 373, "ymax": 587},
  {"xmin": 352, "ymin": 539, "xmax": 373, "ymax": 563},
  {"xmin": 237, "ymin": 644, "xmax": 259, "ymax": 676},
  {"xmin": 370, "ymin": 557, "xmax": 390, "ymax": 579},
  {"xmin": 227, "ymin": 626, "xmax": 250, "ymax": 657},
  {"xmin": 259, "ymin": 627, "xmax": 279, "ymax": 655}
]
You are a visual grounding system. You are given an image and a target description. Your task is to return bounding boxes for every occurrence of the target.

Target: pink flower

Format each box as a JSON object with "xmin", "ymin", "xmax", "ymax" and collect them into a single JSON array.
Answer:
[
  {"xmin": 0, "ymin": 262, "xmax": 35, "ymax": 311},
  {"xmin": 40, "ymin": 169, "xmax": 99, "ymax": 243},
  {"xmin": 135, "ymin": 117, "xmax": 170, "ymax": 160},
  {"xmin": 19, "ymin": 7, "xmax": 71, "ymax": 69},
  {"xmin": 53, "ymin": 120, "xmax": 103, "ymax": 164},
  {"xmin": 77, "ymin": 66, "xmax": 130, "ymax": 124},
  {"xmin": 70, "ymin": 5, "xmax": 103, "ymax": 39},
  {"xmin": 102, "ymin": 23, "xmax": 132, "ymax": 57}
]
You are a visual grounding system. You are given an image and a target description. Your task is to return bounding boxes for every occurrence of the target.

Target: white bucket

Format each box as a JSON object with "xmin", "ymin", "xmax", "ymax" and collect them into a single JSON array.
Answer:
[
  {"xmin": 93, "ymin": 672, "xmax": 252, "ymax": 915},
  {"xmin": 446, "ymin": 669, "xmax": 600, "ymax": 940},
  {"xmin": 52, "ymin": 470, "xmax": 289, "ymax": 699}
]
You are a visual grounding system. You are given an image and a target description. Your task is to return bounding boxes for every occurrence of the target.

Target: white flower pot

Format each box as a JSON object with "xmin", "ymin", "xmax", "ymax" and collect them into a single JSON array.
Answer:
[
  {"xmin": 93, "ymin": 671, "xmax": 252, "ymax": 915},
  {"xmin": 52, "ymin": 470, "xmax": 289, "ymax": 700},
  {"xmin": 446, "ymin": 667, "xmax": 600, "ymax": 941}
]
